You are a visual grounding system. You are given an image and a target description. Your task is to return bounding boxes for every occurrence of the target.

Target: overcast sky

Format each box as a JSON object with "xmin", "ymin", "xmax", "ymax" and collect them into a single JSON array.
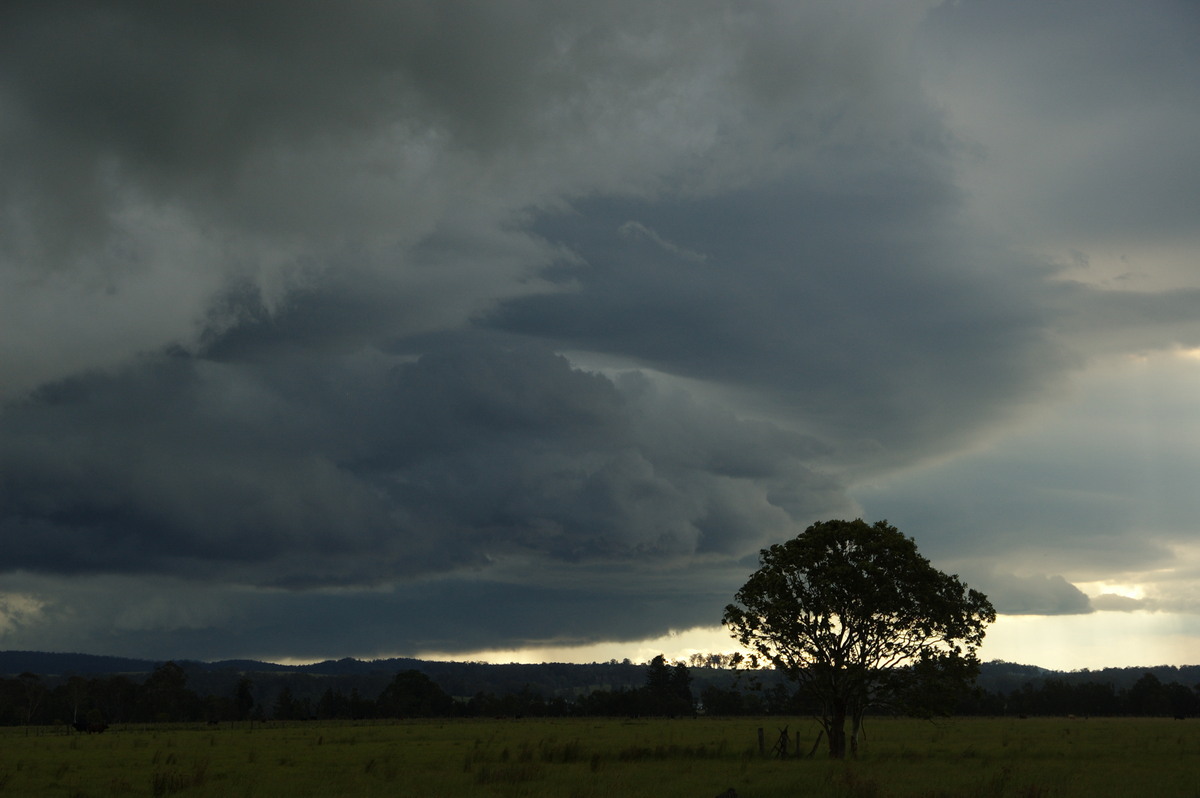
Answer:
[{"xmin": 3, "ymin": 0, "xmax": 1200, "ymax": 670}]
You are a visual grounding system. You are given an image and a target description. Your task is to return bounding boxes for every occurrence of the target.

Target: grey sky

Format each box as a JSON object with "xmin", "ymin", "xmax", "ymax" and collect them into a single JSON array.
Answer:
[{"xmin": 2, "ymin": 0, "xmax": 1199, "ymax": 666}]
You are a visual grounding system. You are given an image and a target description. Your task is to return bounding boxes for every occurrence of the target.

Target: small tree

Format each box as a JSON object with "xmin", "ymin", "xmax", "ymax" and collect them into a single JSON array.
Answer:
[
  {"xmin": 235, "ymin": 677, "xmax": 255, "ymax": 722},
  {"xmin": 723, "ymin": 519, "xmax": 994, "ymax": 758},
  {"xmin": 642, "ymin": 655, "xmax": 694, "ymax": 716},
  {"xmin": 17, "ymin": 672, "xmax": 44, "ymax": 733},
  {"xmin": 273, "ymin": 685, "xmax": 300, "ymax": 720},
  {"xmin": 139, "ymin": 661, "xmax": 197, "ymax": 722},
  {"xmin": 645, "ymin": 654, "xmax": 673, "ymax": 694},
  {"xmin": 377, "ymin": 670, "xmax": 453, "ymax": 718},
  {"xmin": 65, "ymin": 675, "xmax": 89, "ymax": 725}
]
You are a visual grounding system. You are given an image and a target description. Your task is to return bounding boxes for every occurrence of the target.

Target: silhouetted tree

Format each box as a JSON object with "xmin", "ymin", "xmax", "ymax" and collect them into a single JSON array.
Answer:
[
  {"xmin": 377, "ymin": 670, "xmax": 452, "ymax": 718},
  {"xmin": 639, "ymin": 655, "xmax": 694, "ymax": 716},
  {"xmin": 725, "ymin": 519, "xmax": 995, "ymax": 758},
  {"xmin": 1074, "ymin": 681, "xmax": 1120, "ymax": 717},
  {"xmin": 317, "ymin": 687, "xmax": 351, "ymax": 720},
  {"xmin": 1127, "ymin": 673, "xmax": 1169, "ymax": 716},
  {"xmin": 104, "ymin": 675, "xmax": 137, "ymax": 724},
  {"xmin": 235, "ymin": 677, "xmax": 255, "ymax": 721},
  {"xmin": 645, "ymin": 655, "xmax": 672, "ymax": 692},
  {"xmin": 63, "ymin": 675, "xmax": 89, "ymax": 725},
  {"xmin": 700, "ymin": 684, "xmax": 760, "ymax": 716},
  {"xmin": 671, "ymin": 662, "xmax": 694, "ymax": 710},
  {"xmin": 1165, "ymin": 682, "xmax": 1199, "ymax": 718},
  {"xmin": 273, "ymin": 685, "xmax": 299, "ymax": 720},
  {"xmin": 17, "ymin": 672, "xmax": 44, "ymax": 732},
  {"xmin": 138, "ymin": 662, "xmax": 199, "ymax": 722},
  {"xmin": 348, "ymin": 687, "xmax": 375, "ymax": 720}
]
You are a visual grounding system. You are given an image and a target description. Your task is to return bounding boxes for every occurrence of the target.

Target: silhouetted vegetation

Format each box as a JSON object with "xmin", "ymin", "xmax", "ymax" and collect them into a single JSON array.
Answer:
[
  {"xmin": 956, "ymin": 668, "xmax": 1200, "ymax": 718},
  {"xmin": 1, "ymin": 652, "xmax": 1199, "ymax": 726},
  {"xmin": 725, "ymin": 519, "xmax": 995, "ymax": 757}
]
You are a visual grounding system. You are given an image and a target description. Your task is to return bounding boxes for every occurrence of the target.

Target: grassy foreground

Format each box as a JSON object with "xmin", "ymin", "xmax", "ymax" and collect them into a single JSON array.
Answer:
[{"xmin": 0, "ymin": 716, "xmax": 1197, "ymax": 797}]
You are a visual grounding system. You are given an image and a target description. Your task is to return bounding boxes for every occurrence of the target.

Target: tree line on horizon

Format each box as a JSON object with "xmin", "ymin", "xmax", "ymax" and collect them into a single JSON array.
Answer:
[
  {"xmin": 0, "ymin": 655, "xmax": 700, "ymax": 727},
  {"xmin": 2, "ymin": 655, "xmax": 1199, "ymax": 728}
]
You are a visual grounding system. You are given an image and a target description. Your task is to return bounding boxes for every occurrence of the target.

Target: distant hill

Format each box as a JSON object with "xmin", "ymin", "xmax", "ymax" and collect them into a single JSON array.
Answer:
[
  {"xmin": 0, "ymin": 650, "xmax": 162, "ymax": 676},
  {"xmin": 0, "ymin": 651, "xmax": 421, "ymax": 677},
  {"xmin": 2, "ymin": 650, "xmax": 1197, "ymax": 700}
]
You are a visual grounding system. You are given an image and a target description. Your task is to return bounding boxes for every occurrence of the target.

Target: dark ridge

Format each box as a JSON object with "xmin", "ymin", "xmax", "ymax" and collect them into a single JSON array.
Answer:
[
  {"xmin": 0, "ymin": 650, "xmax": 160, "ymax": 676},
  {"xmin": 3, "ymin": 650, "xmax": 1199, "ymax": 699}
]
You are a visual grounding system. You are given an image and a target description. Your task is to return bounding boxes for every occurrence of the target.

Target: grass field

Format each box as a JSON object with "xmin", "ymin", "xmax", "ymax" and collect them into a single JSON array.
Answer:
[{"xmin": 0, "ymin": 716, "xmax": 1197, "ymax": 797}]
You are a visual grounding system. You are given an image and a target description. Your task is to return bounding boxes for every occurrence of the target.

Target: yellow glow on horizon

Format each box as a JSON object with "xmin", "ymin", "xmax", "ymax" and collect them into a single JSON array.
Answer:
[
  {"xmin": 263, "ymin": 656, "xmax": 329, "ymax": 667},
  {"xmin": 981, "ymin": 612, "xmax": 1200, "ymax": 670},
  {"xmin": 416, "ymin": 626, "xmax": 747, "ymax": 665},
  {"xmin": 1075, "ymin": 580, "xmax": 1146, "ymax": 600},
  {"xmin": 261, "ymin": 613, "xmax": 1200, "ymax": 670},
  {"xmin": 447, "ymin": 614, "xmax": 1200, "ymax": 670}
]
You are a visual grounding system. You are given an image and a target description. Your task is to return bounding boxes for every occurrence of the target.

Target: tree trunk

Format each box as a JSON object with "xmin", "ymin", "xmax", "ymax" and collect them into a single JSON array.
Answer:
[
  {"xmin": 849, "ymin": 703, "xmax": 868, "ymax": 758},
  {"xmin": 828, "ymin": 699, "xmax": 847, "ymax": 759}
]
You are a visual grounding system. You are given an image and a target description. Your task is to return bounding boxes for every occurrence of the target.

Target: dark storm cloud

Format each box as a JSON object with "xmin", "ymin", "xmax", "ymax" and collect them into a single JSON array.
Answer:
[
  {"xmin": 0, "ymin": 0, "xmax": 952, "ymax": 657},
  {"xmin": 973, "ymin": 572, "xmax": 1092, "ymax": 617},
  {"xmin": 1, "ymin": 0, "xmax": 723, "ymax": 397},
  {"xmin": 493, "ymin": 185, "xmax": 1069, "ymax": 463},
  {"xmin": 0, "ymin": 327, "xmax": 853, "ymax": 655},
  {"xmin": 853, "ymin": 437, "xmax": 1183, "ymax": 580},
  {"xmin": 0, "ymin": 0, "xmax": 559, "ymax": 209},
  {"xmin": 4, "ymin": 1, "xmax": 1200, "ymax": 661},
  {"xmin": 0, "ymin": 335, "xmax": 847, "ymax": 590},
  {"xmin": 0, "ymin": 567, "xmax": 744, "ymax": 661}
]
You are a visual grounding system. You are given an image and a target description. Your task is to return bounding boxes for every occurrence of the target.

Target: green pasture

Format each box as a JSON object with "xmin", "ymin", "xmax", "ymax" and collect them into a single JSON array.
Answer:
[{"xmin": 0, "ymin": 716, "xmax": 1197, "ymax": 797}]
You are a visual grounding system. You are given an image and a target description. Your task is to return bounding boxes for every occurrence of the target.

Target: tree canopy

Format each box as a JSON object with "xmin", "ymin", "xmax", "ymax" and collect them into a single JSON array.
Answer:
[
  {"xmin": 643, "ymin": 654, "xmax": 694, "ymax": 716},
  {"xmin": 723, "ymin": 518, "xmax": 995, "ymax": 758},
  {"xmin": 377, "ymin": 670, "xmax": 454, "ymax": 718}
]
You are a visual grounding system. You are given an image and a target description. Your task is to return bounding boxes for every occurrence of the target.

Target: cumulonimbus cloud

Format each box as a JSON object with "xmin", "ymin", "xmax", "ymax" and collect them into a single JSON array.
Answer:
[{"xmin": 3, "ymin": 0, "xmax": 1198, "ymax": 661}]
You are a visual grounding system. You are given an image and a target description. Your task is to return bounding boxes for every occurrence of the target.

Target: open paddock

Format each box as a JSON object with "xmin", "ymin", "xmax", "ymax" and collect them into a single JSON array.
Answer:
[{"xmin": 0, "ymin": 716, "xmax": 1196, "ymax": 797}]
